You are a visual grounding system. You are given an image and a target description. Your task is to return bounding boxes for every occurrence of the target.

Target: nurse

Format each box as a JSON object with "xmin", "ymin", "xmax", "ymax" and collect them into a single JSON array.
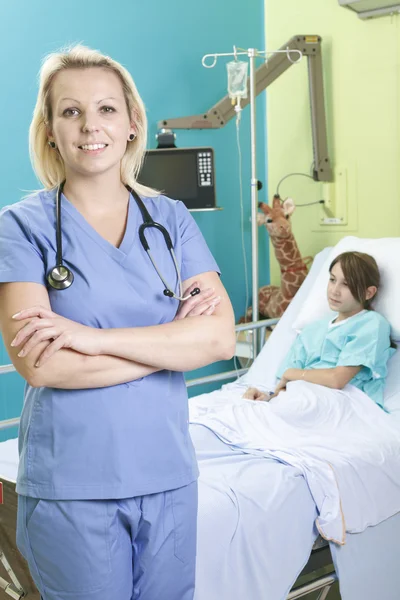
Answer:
[{"xmin": 0, "ymin": 45, "xmax": 235, "ymax": 600}]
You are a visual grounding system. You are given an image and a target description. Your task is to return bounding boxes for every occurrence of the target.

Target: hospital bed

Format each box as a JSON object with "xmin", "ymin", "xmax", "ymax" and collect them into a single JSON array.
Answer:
[
  {"xmin": 0, "ymin": 247, "xmax": 400, "ymax": 599},
  {"xmin": 189, "ymin": 246, "xmax": 400, "ymax": 600}
]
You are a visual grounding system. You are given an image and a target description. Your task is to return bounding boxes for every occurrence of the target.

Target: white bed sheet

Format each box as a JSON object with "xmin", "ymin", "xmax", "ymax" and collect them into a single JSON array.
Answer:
[
  {"xmin": 331, "ymin": 510, "xmax": 400, "ymax": 600},
  {"xmin": 0, "ymin": 437, "xmax": 19, "ymax": 483},
  {"xmin": 190, "ymin": 381, "xmax": 400, "ymax": 543},
  {"xmin": 192, "ymin": 422, "xmax": 318, "ymax": 600}
]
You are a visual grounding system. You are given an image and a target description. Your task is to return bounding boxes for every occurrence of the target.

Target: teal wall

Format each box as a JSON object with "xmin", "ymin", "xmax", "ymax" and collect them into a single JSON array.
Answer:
[{"xmin": 0, "ymin": 0, "xmax": 268, "ymax": 439}]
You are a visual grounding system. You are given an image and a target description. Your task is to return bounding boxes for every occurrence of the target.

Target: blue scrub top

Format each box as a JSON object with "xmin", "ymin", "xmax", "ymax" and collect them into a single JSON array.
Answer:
[
  {"xmin": 0, "ymin": 189, "xmax": 220, "ymax": 499},
  {"xmin": 277, "ymin": 310, "xmax": 395, "ymax": 409}
]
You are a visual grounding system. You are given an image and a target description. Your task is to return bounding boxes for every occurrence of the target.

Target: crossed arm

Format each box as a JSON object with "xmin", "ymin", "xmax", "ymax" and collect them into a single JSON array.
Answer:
[{"xmin": 0, "ymin": 272, "xmax": 235, "ymax": 390}]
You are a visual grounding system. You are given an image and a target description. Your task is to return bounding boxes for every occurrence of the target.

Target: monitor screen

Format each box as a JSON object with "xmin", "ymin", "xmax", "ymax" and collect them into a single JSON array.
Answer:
[
  {"xmin": 139, "ymin": 151, "xmax": 197, "ymax": 202},
  {"xmin": 137, "ymin": 148, "xmax": 216, "ymax": 210}
]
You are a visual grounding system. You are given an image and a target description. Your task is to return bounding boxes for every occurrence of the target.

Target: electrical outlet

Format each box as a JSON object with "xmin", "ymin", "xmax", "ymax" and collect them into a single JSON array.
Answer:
[
  {"xmin": 319, "ymin": 167, "xmax": 348, "ymax": 226},
  {"xmin": 322, "ymin": 182, "xmax": 335, "ymax": 216}
]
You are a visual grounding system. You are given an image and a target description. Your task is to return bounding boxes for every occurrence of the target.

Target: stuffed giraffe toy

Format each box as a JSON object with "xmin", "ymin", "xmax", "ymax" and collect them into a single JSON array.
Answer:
[{"xmin": 242, "ymin": 195, "xmax": 311, "ymax": 322}]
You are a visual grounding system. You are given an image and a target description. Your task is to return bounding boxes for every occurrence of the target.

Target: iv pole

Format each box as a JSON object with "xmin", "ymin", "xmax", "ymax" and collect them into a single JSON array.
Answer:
[
  {"xmin": 249, "ymin": 48, "xmax": 259, "ymax": 358},
  {"xmin": 158, "ymin": 36, "xmax": 332, "ymax": 182},
  {"xmin": 159, "ymin": 36, "xmax": 332, "ymax": 357},
  {"xmin": 204, "ymin": 45, "xmax": 302, "ymax": 358}
]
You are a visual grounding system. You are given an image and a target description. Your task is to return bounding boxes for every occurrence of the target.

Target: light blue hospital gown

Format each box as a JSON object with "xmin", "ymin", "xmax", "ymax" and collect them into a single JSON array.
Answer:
[
  {"xmin": 0, "ymin": 189, "xmax": 220, "ymax": 499},
  {"xmin": 277, "ymin": 310, "xmax": 395, "ymax": 409}
]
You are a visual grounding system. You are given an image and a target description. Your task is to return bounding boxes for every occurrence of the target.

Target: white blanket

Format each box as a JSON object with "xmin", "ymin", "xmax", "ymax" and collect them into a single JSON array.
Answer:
[{"xmin": 189, "ymin": 381, "xmax": 400, "ymax": 544}]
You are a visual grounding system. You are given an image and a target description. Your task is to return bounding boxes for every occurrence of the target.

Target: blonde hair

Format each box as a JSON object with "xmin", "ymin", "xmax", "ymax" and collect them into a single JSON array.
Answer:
[{"xmin": 29, "ymin": 44, "xmax": 158, "ymax": 197}]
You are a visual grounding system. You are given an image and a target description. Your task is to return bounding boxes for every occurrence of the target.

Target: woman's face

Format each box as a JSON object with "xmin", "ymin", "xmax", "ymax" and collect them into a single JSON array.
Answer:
[
  {"xmin": 48, "ymin": 67, "xmax": 135, "ymax": 179},
  {"xmin": 327, "ymin": 262, "xmax": 362, "ymax": 316}
]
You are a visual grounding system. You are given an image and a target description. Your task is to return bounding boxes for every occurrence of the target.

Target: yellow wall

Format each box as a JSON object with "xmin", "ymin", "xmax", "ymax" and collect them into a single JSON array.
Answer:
[{"xmin": 265, "ymin": 0, "xmax": 400, "ymax": 285}]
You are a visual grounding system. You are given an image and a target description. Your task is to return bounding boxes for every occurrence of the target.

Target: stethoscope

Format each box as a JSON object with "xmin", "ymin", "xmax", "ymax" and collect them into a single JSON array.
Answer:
[{"xmin": 47, "ymin": 181, "xmax": 200, "ymax": 302}]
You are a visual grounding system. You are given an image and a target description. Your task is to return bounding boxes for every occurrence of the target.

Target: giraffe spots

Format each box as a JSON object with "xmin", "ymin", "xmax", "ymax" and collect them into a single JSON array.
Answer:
[
  {"xmin": 283, "ymin": 241, "xmax": 293, "ymax": 254},
  {"xmin": 299, "ymin": 272, "xmax": 307, "ymax": 285},
  {"xmin": 280, "ymin": 299, "xmax": 291, "ymax": 312},
  {"xmin": 284, "ymin": 283, "xmax": 300, "ymax": 297},
  {"xmin": 284, "ymin": 272, "xmax": 296, "ymax": 283}
]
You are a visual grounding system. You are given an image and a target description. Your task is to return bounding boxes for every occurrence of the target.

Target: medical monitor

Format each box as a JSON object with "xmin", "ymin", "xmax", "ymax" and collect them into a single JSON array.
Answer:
[{"xmin": 137, "ymin": 147, "xmax": 216, "ymax": 211}]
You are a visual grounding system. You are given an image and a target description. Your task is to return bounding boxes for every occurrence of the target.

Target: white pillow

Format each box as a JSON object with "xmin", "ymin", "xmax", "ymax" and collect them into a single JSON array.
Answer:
[
  {"xmin": 239, "ymin": 247, "xmax": 332, "ymax": 391},
  {"xmin": 292, "ymin": 236, "xmax": 400, "ymax": 340}
]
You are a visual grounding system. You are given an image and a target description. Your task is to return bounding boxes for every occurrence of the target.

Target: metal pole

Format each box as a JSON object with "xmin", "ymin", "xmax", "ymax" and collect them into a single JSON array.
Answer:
[
  {"xmin": 186, "ymin": 368, "xmax": 247, "ymax": 388},
  {"xmin": 0, "ymin": 418, "xmax": 20, "ymax": 431},
  {"xmin": 0, "ymin": 550, "xmax": 24, "ymax": 597},
  {"xmin": 0, "ymin": 578, "xmax": 23, "ymax": 600},
  {"xmin": 316, "ymin": 585, "xmax": 333, "ymax": 600},
  {"xmin": 287, "ymin": 573, "xmax": 337, "ymax": 599},
  {"xmin": 249, "ymin": 48, "xmax": 259, "ymax": 359},
  {"xmin": 308, "ymin": 45, "xmax": 333, "ymax": 181},
  {"xmin": 0, "ymin": 365, "xmax": 16, "ymax": 375},
  {"xmin": 235, "ymin": 317, "xmax": 279, "ymax": 332}
]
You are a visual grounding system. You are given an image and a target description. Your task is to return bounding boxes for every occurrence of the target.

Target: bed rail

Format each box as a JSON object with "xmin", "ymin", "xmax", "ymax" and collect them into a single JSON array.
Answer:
[
  {"xmin": 187, "ymin": 318, "xmax": 278, "ymax": 387},
  {"xmin": 0, "ymin": 419, "xmax": 20, "ymax": 432},
  {"xmin": 0, "ymin": 550, "xmax": 25, "ymax": 599},
  {"xmin": 287, "ymin": 572, "xmax": 338, "ymax": 599}
]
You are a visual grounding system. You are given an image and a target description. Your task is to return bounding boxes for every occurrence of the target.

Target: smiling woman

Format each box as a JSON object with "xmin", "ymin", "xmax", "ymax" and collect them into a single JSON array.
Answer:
[
  {"xmin": 29, "ymin": 46, "xmax": 155, "ymax": 199},
  {"xmin": 47, "ymin": 68, "xmax": 136, "ymax": 193},
  {"xmin": 0, "ymin": 44, "xmax": 235, "ymax": 600}
]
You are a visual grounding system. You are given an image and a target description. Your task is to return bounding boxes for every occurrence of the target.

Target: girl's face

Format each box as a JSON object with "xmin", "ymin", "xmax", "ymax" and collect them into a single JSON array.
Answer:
[
  {"xmin": 48, "ymin": 67, "xmax": 136, "ymax": 180},
  {"xmin": 327, "ymin": 262, "xmax": 363, "ymax": 318}
]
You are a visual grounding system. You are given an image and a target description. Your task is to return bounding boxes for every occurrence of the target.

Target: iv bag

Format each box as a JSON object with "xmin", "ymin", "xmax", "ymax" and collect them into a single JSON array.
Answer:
[{"xmin": 227, "ymin": 61, "xmax": 248, "ymax": 99}]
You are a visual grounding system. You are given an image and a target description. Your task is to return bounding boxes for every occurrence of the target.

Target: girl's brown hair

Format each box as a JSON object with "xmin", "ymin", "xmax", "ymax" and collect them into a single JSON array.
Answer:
[
  {"xmin": 329, "ymin": 251, "xmax": 379, "ymax": 310},
  {"xmin": 329, "ymin": 251, "xmax": 396, "ymax": 348}
]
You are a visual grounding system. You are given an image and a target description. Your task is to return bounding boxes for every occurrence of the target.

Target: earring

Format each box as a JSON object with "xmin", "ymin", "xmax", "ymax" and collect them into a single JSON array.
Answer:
[
  {"xmin": 129, "ymin": 134, "xmax": 136, "ymax": 141},
  {"xmin": 48, "ymin": 141, "xmax": 56, "ymax": 149}
]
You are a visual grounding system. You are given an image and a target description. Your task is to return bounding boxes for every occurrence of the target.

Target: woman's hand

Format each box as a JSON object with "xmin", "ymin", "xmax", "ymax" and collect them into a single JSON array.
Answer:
[
  {"xmin": 174, "ymin": 281, "xmax": 221, "ymax": 320},
  {"xmin": 268, "ymin": 376, "xmax": 288, "ymax": 399},
  {"xmin": 10, "ymin": 306, "xmax": 102, "ymax": 366},
  {"xmin": 242, "ymin": 387, "xmax": 269, "ymax": 401}
]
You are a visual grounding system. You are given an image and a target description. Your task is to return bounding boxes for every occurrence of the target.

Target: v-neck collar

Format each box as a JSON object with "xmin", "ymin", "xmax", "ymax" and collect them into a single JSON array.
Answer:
[{"xmin": 60, "ymin": 190, "xmax": 137, "ymax": 264}]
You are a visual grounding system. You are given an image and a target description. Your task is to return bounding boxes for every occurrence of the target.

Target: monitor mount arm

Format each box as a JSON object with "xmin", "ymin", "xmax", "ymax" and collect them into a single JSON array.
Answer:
[{"xmin": 158, "ymin": 35, "xmax": 332, "ymax": 182}]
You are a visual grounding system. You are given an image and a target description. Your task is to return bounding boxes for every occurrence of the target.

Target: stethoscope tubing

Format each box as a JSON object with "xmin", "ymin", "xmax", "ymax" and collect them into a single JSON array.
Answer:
[{"xmin": 47, "ymin": 182, "xmax": 199, "ymax": 302}]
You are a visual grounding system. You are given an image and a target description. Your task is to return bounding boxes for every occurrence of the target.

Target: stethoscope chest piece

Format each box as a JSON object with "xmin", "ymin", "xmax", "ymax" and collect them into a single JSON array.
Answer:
[{"xmin": 47, "ymin": 265, "xmax": 74, "ymax": 290}]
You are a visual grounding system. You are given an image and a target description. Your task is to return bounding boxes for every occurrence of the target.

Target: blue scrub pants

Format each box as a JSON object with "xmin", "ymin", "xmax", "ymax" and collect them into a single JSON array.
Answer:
[{"xmin": 16, "ymin": 481, "xmax": 198, "ymax": 600}]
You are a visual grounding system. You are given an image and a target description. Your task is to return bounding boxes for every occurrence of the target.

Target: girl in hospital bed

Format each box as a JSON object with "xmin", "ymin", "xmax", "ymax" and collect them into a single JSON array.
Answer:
[{"xmin": 244, "ymin": 251, "xmax": 395, "ymax": 406}]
